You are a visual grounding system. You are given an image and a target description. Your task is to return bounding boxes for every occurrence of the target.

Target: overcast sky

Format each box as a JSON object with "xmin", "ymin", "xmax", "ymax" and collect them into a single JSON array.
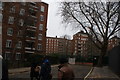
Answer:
[
  {"xmin": 44, "ymin": 0, "xmax": 120, "ymax": 38},
  {"xmin": 43, "ymin": 0, "xmax": 79, "ymax": 39}
]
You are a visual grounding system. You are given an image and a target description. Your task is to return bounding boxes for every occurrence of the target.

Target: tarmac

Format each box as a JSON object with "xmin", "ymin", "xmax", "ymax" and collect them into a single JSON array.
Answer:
[
  {"xmin": 9, "ymin": 64, "xmax": 120, "ymax": 79},
  {"xmin": 8, "ymin": 63, "xmax": 92, "ymax": 75},
  {"xmin": 8, "ymin": 64, "xmax": 58, "ymax": 75}
]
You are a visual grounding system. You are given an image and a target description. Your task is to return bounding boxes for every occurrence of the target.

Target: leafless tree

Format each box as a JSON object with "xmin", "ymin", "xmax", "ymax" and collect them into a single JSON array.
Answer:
[{"xmin": 59, "ymin": 1, "xmax": 120, "ymax": 67}]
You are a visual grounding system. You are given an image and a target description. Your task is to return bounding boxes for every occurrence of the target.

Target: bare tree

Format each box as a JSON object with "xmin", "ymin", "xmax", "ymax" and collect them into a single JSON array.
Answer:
[{"xmin": 59, "ymin": 1, "xmax": 120, "ymax": 67}]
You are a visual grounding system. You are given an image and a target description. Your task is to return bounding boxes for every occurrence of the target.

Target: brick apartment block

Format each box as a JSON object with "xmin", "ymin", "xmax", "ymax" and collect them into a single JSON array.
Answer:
[
  {"xmin": 1, "ymin": 2, "xmax": 48, "ymax": 60},
  {"xmin": 46, "ymin": 36, "xmax": 74, "ymax": 55},
  {"xmin": 73, "ymin": 31, "xmax": 89, "ymax": 56}
]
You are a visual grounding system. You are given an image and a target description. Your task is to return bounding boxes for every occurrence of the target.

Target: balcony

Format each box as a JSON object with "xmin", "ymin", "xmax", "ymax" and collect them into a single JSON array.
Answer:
[
  {"xmin": 25, "ymin": 41, "xmax": 35, "ymax": 50},
  {"xmin": 26, "ymin": 20, "xmax": 37, "ymax": 29},
  {"xmin": 29, "ymin": 2, "xmax": 38, "ymax": 9},
  {"xmin": 25, "ymin": 51, "xmax": 34, "ymax": 54},
  {"xmin": 28, "ymin": 9, "xmax": 37, "ymax": 19},
  {"xmin": 25, "ymin": 47, "xmax": 35, "ymax": 50},
  {"xmin": 26, "ymin": 30, "xmax": 36, "ymax": 39}
]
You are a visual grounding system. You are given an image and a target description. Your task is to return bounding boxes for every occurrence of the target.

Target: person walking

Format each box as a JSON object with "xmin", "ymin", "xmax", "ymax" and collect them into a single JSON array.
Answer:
[
  {"xmin": 30, "ymin": 62, "xmax": 40, "ymax": 80},
  {"xmin": 39, "ymin": 57, "xmax": 52, "ymax": 80},
  {"xmin": 58, "ymin": 57, "xmax": 75, "ymax": 80}
]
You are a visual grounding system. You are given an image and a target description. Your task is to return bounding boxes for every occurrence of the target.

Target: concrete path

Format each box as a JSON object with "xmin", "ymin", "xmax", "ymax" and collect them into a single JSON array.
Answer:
[{"xmin": 86, "ymin": 66, "xmax": 120, "ymax": 80}]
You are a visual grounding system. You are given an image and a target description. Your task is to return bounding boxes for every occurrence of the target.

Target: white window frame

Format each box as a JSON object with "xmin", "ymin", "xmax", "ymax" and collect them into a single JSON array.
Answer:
[
  {"xmin": 7, "ymin": 28, "xmax": 13, "ymax": 36},
  {"xmin": 38, "ymin": 34, "xmax": 42, "ymax": 40},
  {"xmin": 40, "ymin": 6, "xmax": 45, "ymax": 12},
  {"xmin": 19, "ymin": 8, "xmax": 25, "ymax": 16},
  {"xmin": 17, "ymin": 30, "xmax": 22, "ymax": 37},
  {"xmin": 16, "ymin": 52, "xmax": 21, "ymax": 60},
  {"xmin": 39, "ymin": 24, "xmax": 43, "ymax": 30},
  {"xmin": 9, "ymin": 6, "xmax": 15, "ymax": 13},
  {"xmin": 5, "ymin": 52, "xmax": 11, "ymax": 60},
  {"xmin": 18, "ymin": 19, "xmax": 24, "ymax": 26},
  {"xmin": 6, "ymin": 40, "xmax": 12, "ymax": 48},
  {"xmin": 8, "ymin": 16, "xmax": 14, "ymax": 24},
  {"xmin": 17, "ymin": 41, "xmax": 22, "ymax": 49},
  {"xmin": 40, "ymin": 15, "xmax": 44, "ymax": 21},
  {"xmin": 37, "ymin": 44, "xmax": 42, "ymax": 50}
]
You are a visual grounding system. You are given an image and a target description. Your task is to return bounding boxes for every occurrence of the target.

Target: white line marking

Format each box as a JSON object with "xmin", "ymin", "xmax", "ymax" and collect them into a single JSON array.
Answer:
[{"xmin": 84, "ymin": 67, "xmax": 94, "ymax": 80}]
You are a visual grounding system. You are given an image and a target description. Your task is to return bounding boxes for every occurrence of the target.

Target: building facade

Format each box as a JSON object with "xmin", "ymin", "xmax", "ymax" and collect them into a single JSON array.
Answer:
[
  {"xmin": 46, "ymin": 37, "xmax": 73, "ymax": 55},
  {"xmin": 73, "ymin": 31, "xmax": 89, "ymax": 56},
  {"xmin": 108, "ymin": 36, "xmax": 120, "ymax": 51},
  {"xmin": 46, "ymin": 37, "xmax": 59, "ymax": 54},
  {"xmin": 2, "ymin": 2, "xmax": 48, "ymax": 60},
  {"xmin": 0, "ymin": 2, "xmax": 2, "ymax": 56}
]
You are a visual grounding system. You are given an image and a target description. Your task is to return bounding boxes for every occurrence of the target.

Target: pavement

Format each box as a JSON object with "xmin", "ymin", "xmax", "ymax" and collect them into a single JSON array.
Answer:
[
  {"xmin": 86, "ymin": 66, "xmax": 120, "ymax": 80},
  {"xmin": 8, "ymin": 63, "xmax": 92, "ymax": 75},
  {"xmin": 9, "ymin": 64, "xmax": 120, "ymax": 79},
  {"xmin": 8, "ymin": 64, "xmax": 58, "ymax": 75}
]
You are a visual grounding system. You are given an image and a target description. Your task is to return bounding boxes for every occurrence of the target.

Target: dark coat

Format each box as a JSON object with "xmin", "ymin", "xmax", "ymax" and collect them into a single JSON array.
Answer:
[
  {"xmin": 39, "ymin": 61, "xmax": 51, "ymax": 80},
  {"xmin": 2, "ymin": 59, "xmax": 9, "ymax": 80},
  {"xmin": 30, "ymin": 63, "xmax": 39, "ymax": 77}
]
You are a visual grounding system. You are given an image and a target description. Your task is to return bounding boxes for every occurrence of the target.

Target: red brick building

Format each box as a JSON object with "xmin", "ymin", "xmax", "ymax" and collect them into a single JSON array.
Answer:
[
  {"xmin": 0, "ymin": 2, "xmax": 2, "ymax": 56},
  {"xmin": 108, "ymin": 36, "xmax": 120, "ymax": 51},
  {"xmin": 46, "ymin": 36, "xmax": 74, "ymax": 55},
  {"xmin": 73, "ymin": 31, "xmax": 89, "ymax": 56},
  {"xmin": 2, "ymin": 2, "xmax": 48, "ymax": 60},
  {"xmin": 46, "ymin": 37, "xmax": 59, "ymax": 54}
]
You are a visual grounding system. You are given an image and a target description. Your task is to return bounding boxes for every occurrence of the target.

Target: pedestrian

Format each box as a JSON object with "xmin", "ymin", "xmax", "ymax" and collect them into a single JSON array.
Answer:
[
  {"xmin": 58, "ymin": 57, "xmax": 75, "ymax": 80},
  {"xmin": 30, "ymin": 62, "xmax": 40, "ymax": 80},
  {"xmin": 2, "ymin": 59, "xmax": 9, "ymax": 80},
  {"xmin": 39, "ymin": 56, "xmax": 52, "ymax": 80}
]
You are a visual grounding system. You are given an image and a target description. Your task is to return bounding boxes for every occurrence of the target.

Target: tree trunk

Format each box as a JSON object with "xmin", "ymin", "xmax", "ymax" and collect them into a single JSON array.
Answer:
[
  {"xmin": 97, "ymin": 54, "xmax": 104, "ymax": 67},
  {"xmin": 97, "ymin": 43, "xmax": 108, "ymax": 67}
]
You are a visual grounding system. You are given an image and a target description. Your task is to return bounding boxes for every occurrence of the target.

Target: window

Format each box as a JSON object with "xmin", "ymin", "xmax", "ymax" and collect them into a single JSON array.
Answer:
[
  {"xmin": 17, "ymin": 30, "xmax": 22, "ymax": 37},
  {"xmin": 16, "ymin": 52, "xmax": 21, "ymax": 60},
  {"xmin": 6, "ymin": 40, "xmax": 12, "ymax": 48},
  {"xmin": 38, "ymin": 44, "xmax": 42, "ymax": 50},
  {"xmin": 18, "ymin": 19, "xmax": 24, "ymax": 26},
  {"xmin": 5, "ymin": 52, "xmax": 11, "ymax": 60},
  {"xmin": 0, "ymin": 14, "xmax": 3, "ymax": 22},
  {"xmin": 40, "ymin": 6, "xmax": 45, "ymax": 12},
  {"xmin": 9, "ymin": 6, "xmax": 15, "ymax": 13},
  {"xmin": 8, "ymin": 16, "xmax": 14, "ymax": 24},
  {"xmin": 19, "ymin": 9, "xmax": 25, "ymax": 16},
  {"xmin": 39, "ymin": 24, "xmax": 43, "ymax": 30},
  {"xmin": 40, "ymin": 15, "xmax": 44, "ymax": 21},
  {"xmin": 17, "ymin": 41, "xmax": 22, "ymax": 49},
  {"xmin": 7, "ymin": 28, "xmax": 13, "ymax": 36},
  {"xmin": 0, "ymin": 2, "xmax": 2, "ymax": 9},
  {"xmin": 38, "ymin": 34, "xmax": 42, "ymax": 40}
]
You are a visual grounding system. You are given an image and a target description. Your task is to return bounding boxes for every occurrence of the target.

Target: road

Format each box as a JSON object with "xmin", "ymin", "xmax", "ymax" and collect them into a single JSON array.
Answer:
[{"xmin": 9, "ymin": 64, "xmax": 92, "ymax": 80}]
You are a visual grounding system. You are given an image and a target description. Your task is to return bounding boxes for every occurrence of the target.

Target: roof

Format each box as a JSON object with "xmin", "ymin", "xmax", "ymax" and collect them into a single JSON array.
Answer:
[
  {"xmin": 110, "ymin": 36, "xmax": 120, "ymax": 40},
  {"xmin": 73, "ymin": 31, "xmax": 88, "ymax": 36}
]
